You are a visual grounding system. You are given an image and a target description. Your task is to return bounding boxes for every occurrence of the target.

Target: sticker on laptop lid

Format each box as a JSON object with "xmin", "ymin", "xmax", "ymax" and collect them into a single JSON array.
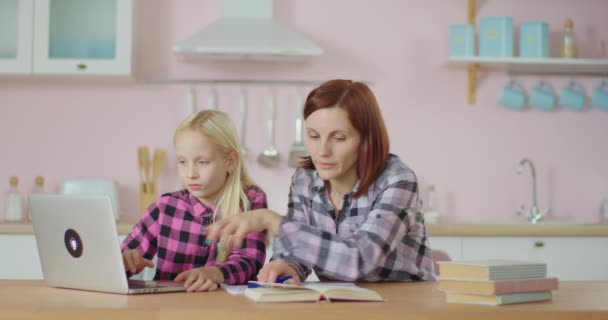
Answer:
[{"xmin": 64, "ymin": 229, "xmax": 83, "ymax": 258}]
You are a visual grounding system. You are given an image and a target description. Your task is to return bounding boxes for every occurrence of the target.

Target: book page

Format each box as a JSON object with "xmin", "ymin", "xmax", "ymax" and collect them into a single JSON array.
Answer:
[
  {"xmin": 304, "ymin": 283, "xmax": 384, "ymax": 301},
  {"xmin": 221, "ymin": 284, "xmax": 248, "ymax": 295}
]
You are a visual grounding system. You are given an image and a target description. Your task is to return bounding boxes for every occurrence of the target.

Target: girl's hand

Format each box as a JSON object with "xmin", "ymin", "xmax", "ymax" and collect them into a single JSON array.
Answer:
[
  {"xmin": 257, "ymin": 260, "xmax": 301, "ymax": 285},
  {"xmin": 174, "ymin": 266, "xmax": 224, "ymax": 292},
  {"xmin": 122, "ymin": 249, "xmax": 154, "ymax": 274},
  {"xmin": 205, "ymin": 209, "xmax": 281, "ymax": 248}
]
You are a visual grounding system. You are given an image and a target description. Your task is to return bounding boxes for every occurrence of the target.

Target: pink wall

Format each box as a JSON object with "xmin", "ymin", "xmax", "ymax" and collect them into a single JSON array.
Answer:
[{"xmin": 1, "ymin": 0, "xmax": 608, "ymax": 223}]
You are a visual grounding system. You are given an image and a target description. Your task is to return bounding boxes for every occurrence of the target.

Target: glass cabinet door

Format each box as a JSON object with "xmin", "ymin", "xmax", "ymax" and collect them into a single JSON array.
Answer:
[
  {"xmin": 48, "ymin": 0, "xmax": 118, "ymax": 60},
  {"xmin": 33, "ymin": 0, "xmax": 132, "ymax": 75},
  {"xmin": 0, "ymin": 0, "xmax": 34, "ymax": 74}
]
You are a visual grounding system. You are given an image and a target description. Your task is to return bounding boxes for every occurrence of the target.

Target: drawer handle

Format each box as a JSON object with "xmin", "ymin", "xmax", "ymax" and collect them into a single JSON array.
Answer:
[
  {"xmin": 77, "ymin": 63, "xmax": 87, "ymax": 70},
  {"xmin": 534, "ymin": 241, "xmax": 545, "ymax": 248}
]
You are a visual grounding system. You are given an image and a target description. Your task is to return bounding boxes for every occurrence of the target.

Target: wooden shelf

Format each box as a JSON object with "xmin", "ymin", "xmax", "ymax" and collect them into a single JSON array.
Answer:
[
  {"xmin": 450, "ymin": 0, "xmax": 608, "ymax": 104},
  {"xmin": 446, "ymin": 57, "xmax": 608, "ymax": 76}
]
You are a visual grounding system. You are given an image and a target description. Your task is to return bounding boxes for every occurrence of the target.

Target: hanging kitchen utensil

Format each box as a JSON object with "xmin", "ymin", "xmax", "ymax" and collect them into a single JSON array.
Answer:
[
  {"xmin": 138, "ymin": 146, "xmax": 155, "ymax": 215},
  {"xmin": 151, "ymin": 148, "xmax": 167, "ymax": 195},
  {"xmin": 186, "ymin": 86, "xmax": 196, "ymax": 114},
  {"xmin": 257, "ymin": 89, "xmax": 280, "ymax": 168},
  {"xmin": 288, "ymin": 87, "xmax": 307, "ymax": 168},
  {"xmin": 238, "ymin": 86, "xmax": 248, "ymax": 157},
  {"xmin": 208, "ymin": 85, "xmax": 218, "ymax": 109}
]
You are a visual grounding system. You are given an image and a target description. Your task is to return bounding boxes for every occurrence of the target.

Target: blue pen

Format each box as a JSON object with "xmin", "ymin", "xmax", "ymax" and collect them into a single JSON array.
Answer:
[
  {"xmin": 248, "ymin": 275, "xmax": 294, "ymax": 288},
  {"xmin": 276, "ymin": 276, "xmax": 293, "ymax": 283}
]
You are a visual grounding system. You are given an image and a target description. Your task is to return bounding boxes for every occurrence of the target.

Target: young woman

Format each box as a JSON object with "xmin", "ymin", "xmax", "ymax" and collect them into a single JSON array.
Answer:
[
  {"xmin": 206, "ymin": 80, "xmax": 435, "ymax": 283},
  {"xmin": 121, "ymin": 110, "xmax": 268, "ymax": 292}
]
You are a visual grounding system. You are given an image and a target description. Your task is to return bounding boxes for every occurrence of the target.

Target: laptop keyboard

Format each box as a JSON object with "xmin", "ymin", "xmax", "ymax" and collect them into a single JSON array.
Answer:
[{"xmin": 128, "ymin": 279, "xmax": 182, "ymax": 289}]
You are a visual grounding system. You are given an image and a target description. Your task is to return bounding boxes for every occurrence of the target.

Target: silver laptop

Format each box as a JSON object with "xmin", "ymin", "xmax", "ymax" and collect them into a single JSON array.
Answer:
[{"xmin": 29, "ymin": 194, "xmax": 186, "ymax": 294}]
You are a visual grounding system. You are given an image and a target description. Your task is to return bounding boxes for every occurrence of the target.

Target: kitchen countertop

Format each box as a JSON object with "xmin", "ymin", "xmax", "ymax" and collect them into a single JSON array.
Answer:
[
  {"xmin": 2, "ymin": 222, "xmax": 608, "ymax": 237},
  {"xmin": 425, "ymin": 222, "xmax": 608, "ymax": 237}
]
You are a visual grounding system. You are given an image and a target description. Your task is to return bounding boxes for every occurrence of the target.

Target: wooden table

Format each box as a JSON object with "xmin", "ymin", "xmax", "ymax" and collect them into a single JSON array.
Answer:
[{"xmin": 1, "ymin": 281, "xmax": 607, "ymax": 320}]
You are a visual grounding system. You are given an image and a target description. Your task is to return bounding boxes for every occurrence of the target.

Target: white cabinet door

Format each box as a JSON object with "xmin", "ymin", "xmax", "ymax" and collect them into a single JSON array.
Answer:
[
  {"xmin": 531, "ymin": 237, "xmax": 608, "ymax": 281},
  {"xmin": 0, "ymin": 0, "xmax": 33, "ymax": 74},
  {"xmin": 462, "ymin": 237, "xmax": 608, "ymax": 280},
  {"xmin": 428, "ymin": 236, "xmax": 462, "ymax": 261},
  {"xmin": 0, "ymin": 235, "xmax": 43, "ymax": 279},
  {"xmin": 32, "ymin": 0, "xmax": 132, "ymax": 75}
]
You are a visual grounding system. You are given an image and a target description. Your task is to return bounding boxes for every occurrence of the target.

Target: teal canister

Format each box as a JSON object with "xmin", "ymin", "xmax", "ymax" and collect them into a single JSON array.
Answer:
[
  {"xmin": 449, "ymin": 24, "xmax": 475, "ymax": 57},
  {"xmin": 479, "ymin": 16, "xmax": 514, "ymax": 57},
  {"xmin": 520, "ymin": 21, "xmax": 549, "ymax": 58}
]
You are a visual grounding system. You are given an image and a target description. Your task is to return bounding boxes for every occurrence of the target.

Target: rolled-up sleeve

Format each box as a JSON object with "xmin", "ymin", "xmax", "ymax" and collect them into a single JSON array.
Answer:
[{"xmin": 271, "ymin": 178, "xmax": 312, "ymax": 282}]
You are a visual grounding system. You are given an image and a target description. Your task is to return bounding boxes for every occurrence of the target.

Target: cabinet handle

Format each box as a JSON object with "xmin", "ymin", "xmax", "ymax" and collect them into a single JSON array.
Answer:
[
  {"xmin": 534, "ymin": 241, "xmax": 545, "ymax": 248},
  {"xmin": 77, "ymin": 63, "xmax": 87, "ymax": 70}
]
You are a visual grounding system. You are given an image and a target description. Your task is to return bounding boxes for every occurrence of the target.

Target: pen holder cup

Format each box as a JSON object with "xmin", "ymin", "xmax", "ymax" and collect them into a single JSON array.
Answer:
[{"xmin": 140, "ymin": 182, "xmax": 157, "ymax": 215}]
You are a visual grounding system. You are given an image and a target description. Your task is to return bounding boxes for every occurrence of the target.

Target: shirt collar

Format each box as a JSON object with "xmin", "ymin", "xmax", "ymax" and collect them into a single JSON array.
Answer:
[
  {"xmin": 311, "ymin": 171, "xmax": 361, "ymax": 197},
  {"xmin": 185, "ymin": 190, "xmax": 216, "ymax": 218}
]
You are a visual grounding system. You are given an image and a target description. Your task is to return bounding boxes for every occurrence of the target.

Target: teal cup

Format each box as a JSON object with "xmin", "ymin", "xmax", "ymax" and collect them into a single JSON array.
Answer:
[
  {"xmin": 529, "ymin": 81, "xmax": 555, "ymax": 111},
  {"xmin": 559, "ymin": 80, "xmax": 586, "ymax": 110},
  {"xmin": 591, "ymin": 80, "xmax": 608, "ymax": 111},
  {"xmin": 498, "ymin": 80, "xmax": 526, "ymax": 110}
]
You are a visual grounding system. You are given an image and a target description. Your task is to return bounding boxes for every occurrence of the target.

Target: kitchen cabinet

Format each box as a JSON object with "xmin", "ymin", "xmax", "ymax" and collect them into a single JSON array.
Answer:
[
  {"xmin": 0, "ymin": 0, "xmax": 132, "ymax": 76},
  {"xmin": 3, "ymin": 232, "xmax": 605, "ymax": 280},
  {"xmin": 0, "ymin": 235, "xmax": 42, "ymax": 279},
  {"xmin": 0, "ymin": 234, "xmax": 154, "ymax": 280},
  {"xmin": 428, "ymin": 236, "xmax": 463, "ymax": 261},
  {"xmin": 462, "ymin": 237, "xmax": 608, "ymax": 281},
  {"xmin": 0, "ymin": 0, "xmax": 34, "ymax": 74}
]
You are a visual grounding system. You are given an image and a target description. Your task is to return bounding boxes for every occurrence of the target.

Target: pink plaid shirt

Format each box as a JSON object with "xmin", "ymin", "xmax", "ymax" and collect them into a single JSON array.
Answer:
[{"xmin": 121, "ymin": 186, "xmax": 267, "ymax": 284}]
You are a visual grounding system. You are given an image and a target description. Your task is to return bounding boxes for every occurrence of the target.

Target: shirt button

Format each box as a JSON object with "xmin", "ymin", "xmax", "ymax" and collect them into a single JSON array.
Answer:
[
  {"xmin": 376, "ymin": 214, "xmax": 382, "ymax": 219},
  {"xmin": 281, "ymin": 252, "xmax": 291, "ymax": 257}
]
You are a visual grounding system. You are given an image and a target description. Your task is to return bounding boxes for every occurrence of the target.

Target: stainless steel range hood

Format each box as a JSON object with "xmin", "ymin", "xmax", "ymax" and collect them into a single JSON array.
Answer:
[{"xmin": 173, "ymin": 0, "xmax": 324, "ymax": 62}]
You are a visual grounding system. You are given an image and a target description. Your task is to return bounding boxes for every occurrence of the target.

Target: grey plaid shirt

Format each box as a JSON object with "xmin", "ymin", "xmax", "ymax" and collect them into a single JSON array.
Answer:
[{"xmin": 272, "ymin": 154, "xmax": 436, "ymax": 282}]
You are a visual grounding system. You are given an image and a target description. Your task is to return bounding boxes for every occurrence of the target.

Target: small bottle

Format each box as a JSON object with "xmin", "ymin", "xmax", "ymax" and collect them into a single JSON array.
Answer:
[
  {"xmin": 28, "ymin": 176, "xmax": 46, "ymax": 221},
  {"xmin": 424, "ymin": 185, "xmax": 440, "ymax": 224},
  {"xmin": 4, "ymin": 176, "xmax": 24, "ymax": 222},
  {"xmin": 561, "ymin": 19, "xmax": 578, "ymax": 59}
]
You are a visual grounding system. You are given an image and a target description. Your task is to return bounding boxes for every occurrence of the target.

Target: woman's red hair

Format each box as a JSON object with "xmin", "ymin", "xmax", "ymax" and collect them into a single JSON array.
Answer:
[{"xmin": 300, "ymin": 79, "xmax": 389, "ymax": 198}]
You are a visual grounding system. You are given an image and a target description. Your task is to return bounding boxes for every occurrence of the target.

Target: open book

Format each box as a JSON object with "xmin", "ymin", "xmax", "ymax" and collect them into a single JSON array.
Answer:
[{"xmin": 244, "ymin": 282, "xmax": 385, "ymax": 303}]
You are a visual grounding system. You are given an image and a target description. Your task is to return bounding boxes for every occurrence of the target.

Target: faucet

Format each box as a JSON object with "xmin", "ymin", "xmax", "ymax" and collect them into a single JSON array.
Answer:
[{"xmin": 516, "ymin": 158, "xmax": 550, "ymax": 224}]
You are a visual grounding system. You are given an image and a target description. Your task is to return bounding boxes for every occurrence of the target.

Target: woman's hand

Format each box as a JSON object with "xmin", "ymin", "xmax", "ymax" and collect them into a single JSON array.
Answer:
[
  {"xmin": 257, "ymin": 260, "xmax": 301, "ymax": 284},
  {"xmin": 205, "ymin": 209, "xmax": 282, "ymax": 248},
  {"xmin": 174, "ymin": 266, "xmax": 224, "ymax": 292},
  {"xmin": 122, "ymin": 249, "xmax": 154, "ymax": 274}
]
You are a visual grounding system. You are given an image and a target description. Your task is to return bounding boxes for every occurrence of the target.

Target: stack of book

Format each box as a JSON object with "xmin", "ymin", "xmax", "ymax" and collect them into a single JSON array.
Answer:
[{"xmin": 437, "ymin": 260, "xmax": 559, "ymax": 306}]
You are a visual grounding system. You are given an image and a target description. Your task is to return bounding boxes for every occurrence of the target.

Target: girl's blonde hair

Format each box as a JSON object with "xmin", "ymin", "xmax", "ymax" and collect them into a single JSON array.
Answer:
[{"xmin": 174, "ymin": 110, "xmax": 255, "ymax": 219}]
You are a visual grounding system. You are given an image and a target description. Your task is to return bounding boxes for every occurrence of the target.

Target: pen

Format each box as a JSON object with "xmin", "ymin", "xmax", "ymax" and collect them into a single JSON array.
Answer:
[
  {"xmin": 247, "ymin": 275, "xmax": 294, "ymax": 288},
  {"xmin": 276, "ymin": 276, "xmax": 293, "ymax": 283}
]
